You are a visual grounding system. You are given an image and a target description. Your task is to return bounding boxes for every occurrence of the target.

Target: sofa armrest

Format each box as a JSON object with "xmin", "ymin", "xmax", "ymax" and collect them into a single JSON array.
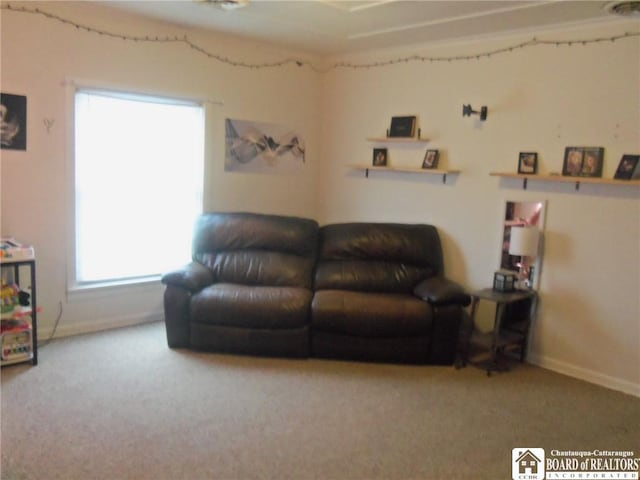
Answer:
[
  {"xmin": 161, "ymin": 262, "xmax": 213, "ymax": 293},
  {"xmin": 414, "ymin": 276, "xmax": 471, "ymax": 307}
]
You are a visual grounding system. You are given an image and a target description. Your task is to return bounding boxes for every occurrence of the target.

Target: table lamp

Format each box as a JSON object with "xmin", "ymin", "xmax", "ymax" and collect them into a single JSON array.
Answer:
[{"xmin": 509, "ymin": 225, "xmax": 540, "ymax": 289}]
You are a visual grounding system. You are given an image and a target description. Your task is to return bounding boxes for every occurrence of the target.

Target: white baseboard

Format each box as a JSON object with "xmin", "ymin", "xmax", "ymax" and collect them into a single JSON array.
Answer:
[
  {"xmin": 37, "ymin": 310, "xmax": 164, "ymax": 342},
  {"xmin": 528, "ymin": 353, "xmax": 640, "ymax": 398}
]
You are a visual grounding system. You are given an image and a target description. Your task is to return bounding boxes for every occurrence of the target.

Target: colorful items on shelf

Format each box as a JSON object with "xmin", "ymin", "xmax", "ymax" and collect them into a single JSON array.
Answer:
[
  {"xmin": 1, "ymin": 282, "xmax": 20, "ymax": 314},
  {"xmin": 1, "ymin": 317, "xmax": 28, "ymax": 333},
  {"xmin": 1, "ymin": 318, "xmax": 32, "ymax": 362},
  {"xmin": 0, "ymin": 238, "xmax": 35, "ymax": 261}
]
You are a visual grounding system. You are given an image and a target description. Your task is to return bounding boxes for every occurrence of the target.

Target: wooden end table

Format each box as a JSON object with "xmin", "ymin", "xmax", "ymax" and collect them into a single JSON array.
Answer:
[{"xmin": 460, "ymin": 288, "xmax": 537, "ymax": 376}]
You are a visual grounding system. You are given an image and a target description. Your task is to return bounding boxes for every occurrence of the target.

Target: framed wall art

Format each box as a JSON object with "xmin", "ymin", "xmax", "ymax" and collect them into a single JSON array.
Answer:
[
  {"xmin": 518, "ymin": 152, "xmax": 537, "ymax": 174},
  {"xmin": 422, "ymin": 149, "xmax": 439, "ymax": 169},
  {"xmin": 563, "ymin": 146, "xmax": 603, "ymax": 177},
  {"xmin": 613, "ymin": 154, "xmax": 640, "ymax": 180},
  {"xmin": 0, "ymin": 92, "xmax": 27, "ymax": 151},
  {"xmin": 225, "ymin": 118, "xmax": 305, "ymax": 174},
  {"xmin": 562, "ymin": 147, "xmax": 584, "ymax": 176},
  {"xmin": 388, "ymin": 116, "xmax": 416, "ymax": 138},
  {"xmin": 373, "ymin": 148, "xmax": 387, "ymax": 166},
  {"xmin": 580, "ymin": 147, "xmax": 604, "ymax": 177}
]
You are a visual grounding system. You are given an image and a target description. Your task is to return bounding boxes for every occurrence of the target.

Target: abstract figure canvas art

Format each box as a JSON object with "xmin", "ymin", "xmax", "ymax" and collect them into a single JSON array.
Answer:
[{"xmin": 225, "ymin": 118, "xmax": 305, "ymax": 174}]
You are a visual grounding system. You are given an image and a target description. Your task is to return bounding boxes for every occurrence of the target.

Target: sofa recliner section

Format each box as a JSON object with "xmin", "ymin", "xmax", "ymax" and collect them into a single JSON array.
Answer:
[
  {"xmin": 311, "ymin": 222, "xmax": 468, "ymax": 364},
  {"xmin": 162, "ymin": 212, "xmax": 470, "ymax": 365},
  {"xmin": 162, "ymin": 212, "xmax": 318, "ymax": 358}
]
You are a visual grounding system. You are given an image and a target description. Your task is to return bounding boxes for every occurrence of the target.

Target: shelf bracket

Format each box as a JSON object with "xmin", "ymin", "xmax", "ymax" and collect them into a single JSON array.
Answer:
[
  {"xmin": 575, "ymin": 181, "xmax": 580, "ymax": 191},
  {"xmin": 442, "ymin": 173, "xmax": 447, "ymax": 184},
  {"xmin": 522, "ymin": 178, "xmax": 528, "ymax": 190},
  {"xmin": 365, "ymin": 168, "xmax": 369, "ymax": 178}
]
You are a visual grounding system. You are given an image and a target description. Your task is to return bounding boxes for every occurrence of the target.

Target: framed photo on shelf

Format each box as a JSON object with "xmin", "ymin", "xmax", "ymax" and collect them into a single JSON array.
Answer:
[
  {"xmin": 613, "ymin": 154, "xmax": 640, "ymax": 180},
  {"xmin": 518, "ymin": 152, "xmax": 537, "ymax": 174},
  {"xmin": 563, "ymin": 146, "xmax": 604, "ymax": 177},
  {"xmin": 562, "ymin": 147, "xmax": 584, "ymax": 176},
  {"xmin": 388, "ymin": 116, "xmax": 416, "ymax": 138},
  {"xmin": 580, "ymin": 147, "xmax": 604, "ymax": 177},
  {"xmin": 422, "ymin": 149, "xmax": 439, "ymax": 169},
  {"xmin": 372, "ymin": 148, "xmax": 388, "ymax": 166}
]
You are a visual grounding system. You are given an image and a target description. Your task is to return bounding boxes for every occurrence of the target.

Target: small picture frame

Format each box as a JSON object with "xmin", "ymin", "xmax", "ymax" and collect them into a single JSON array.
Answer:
[
  {"xmin": 493, "ymin": 269, "xmax": 516, "ymax": 292},
  {"xmin": 372, "ymin": 148, "xmax": 387, "ymax": 166},
  {"xmin": 563, "ymin": 147, "xmax": 584, "ymax": 176},
  {"xmin": 518, "ymin": 152, "xmax": 537, "ymax": 174},
  {"xmin": 422, "ymin": 149, "xmax": 439, "ymax": 169},
  {"xmin": 613, "ymin": 154, "xmax": 640, "ymax": 180},
  {"xmin": 580, "ymin": 147, "xmax": 604, "ymax": 177},
  {"xmin": 388, "ymin": 116, "xmax": 416, "ymax": 138}
]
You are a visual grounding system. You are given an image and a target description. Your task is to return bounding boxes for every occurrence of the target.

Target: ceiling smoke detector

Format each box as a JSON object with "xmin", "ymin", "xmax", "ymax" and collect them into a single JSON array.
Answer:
[
  {"xmin": 200, "ymin": 0, "xmax": 250, "ymax": 11},
  {"xmin": 605, "ymin": 1, "xmax": 640, "ymax": 17}
]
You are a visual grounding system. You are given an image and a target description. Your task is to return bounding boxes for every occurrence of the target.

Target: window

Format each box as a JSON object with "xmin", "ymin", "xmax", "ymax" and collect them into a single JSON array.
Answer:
[{"xmin": 73, "ymin": 89, "xmax": 204, "ymax": 286}]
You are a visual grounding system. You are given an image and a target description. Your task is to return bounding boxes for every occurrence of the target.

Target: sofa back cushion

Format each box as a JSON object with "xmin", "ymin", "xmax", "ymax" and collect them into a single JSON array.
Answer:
[
  {"xmin": 192, "ymin": 212, "xmax": 319, "ymax": 288},
  {"xmin": 314, "ymin": 223, "xmax": 443, "ymax": 293}
]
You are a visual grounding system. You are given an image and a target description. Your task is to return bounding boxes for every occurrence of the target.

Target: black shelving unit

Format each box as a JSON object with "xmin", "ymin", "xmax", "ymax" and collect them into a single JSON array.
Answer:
[{"xmin": 1, "ymin": 258, "xmax": 38, "ymax": 366}]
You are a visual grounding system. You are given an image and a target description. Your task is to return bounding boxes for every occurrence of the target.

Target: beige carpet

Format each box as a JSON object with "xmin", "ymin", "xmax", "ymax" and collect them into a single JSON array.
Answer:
[{"xmin": 1, "ymin": 322, "xmax": 639, "ymax": 480}]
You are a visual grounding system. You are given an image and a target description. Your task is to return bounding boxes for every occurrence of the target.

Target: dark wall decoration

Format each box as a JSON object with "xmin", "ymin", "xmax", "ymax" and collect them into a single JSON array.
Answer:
[{"xmin": 0, "ymin": 93, "xmax": 27, "ymax": 151}]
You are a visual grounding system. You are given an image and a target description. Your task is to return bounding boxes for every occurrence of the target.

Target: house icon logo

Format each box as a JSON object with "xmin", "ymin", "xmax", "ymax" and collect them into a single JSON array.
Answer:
[{"xmin": 512, "ymin": 448, "xmax": 545, "ymax": 480}]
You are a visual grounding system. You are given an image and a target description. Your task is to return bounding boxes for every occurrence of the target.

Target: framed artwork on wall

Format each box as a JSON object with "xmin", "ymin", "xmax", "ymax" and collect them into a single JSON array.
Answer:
[
  {"xmin": 422, "ymin": 149, "xmax": 439, "ymax": 169},
  {"xmin": 518, "ymin": 152, "xmax": 537, "ymax": 174},
  {"xmin": 225, "ymin": 118, "xmax": 305, "ymax": 174},
  {"xmin": 613, "ymin": 154, "xmax": 640, "ymax": 180},
  {"xmin": 562, "ymin": 146, "xmax": 604, "ymax": 177},
  {"xmin": 0, "ymin": 92, "xmax": 27, "ymax": 151},
  {"xmin": 388, "ymin": 116, "xmax": 416, "ymax": 138},
  {"xmin": 373, "ymin": 148, "xmax": 387, "ymax": 166},
  {"xmin": 562, "ymin": 147, "xmax": 584, "ymax": 176},
  {"xmin": 580, "ymin": 147, "xmax": 604, "ymax": 177}
]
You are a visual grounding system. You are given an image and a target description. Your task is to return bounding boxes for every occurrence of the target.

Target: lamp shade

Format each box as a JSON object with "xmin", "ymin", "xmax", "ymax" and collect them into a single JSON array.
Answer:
[{"xmin": 509, "ymin": 225, "xmax": 539, "ymax": 257}]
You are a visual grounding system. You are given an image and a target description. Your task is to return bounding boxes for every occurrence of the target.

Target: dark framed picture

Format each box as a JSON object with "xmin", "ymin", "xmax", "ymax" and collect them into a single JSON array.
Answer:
[
  {"xmin": 613, "ymin": 154, "xmax": 640, "ymax": 180},
  {"xmin": 0, "ymin": 92, "xmax": 27, "ymax": 151},
  {"xmin": 563, "ymin": 146, "xmax": 604, "ymax": 177},
  {"xmin": 422, "ymin": 149, "xmax": 439, "ymax": 169},
  {"xmin": 562, "ymin": 147, "xmax": 584, "ymax": 176},
  {"xmin": 518, "ymin": 152, "xmax": 537, "ymax": 174},
  {"xmin": 372, "ymin": 148, "xmax": 387, "ymax": 166},
  {"xmin": 389, "ymin": 115, "xmax": 416, "ymax": 138},
  {"xmin": 580, "ymin": 147, "xmax": 604, "ymax": 177}
]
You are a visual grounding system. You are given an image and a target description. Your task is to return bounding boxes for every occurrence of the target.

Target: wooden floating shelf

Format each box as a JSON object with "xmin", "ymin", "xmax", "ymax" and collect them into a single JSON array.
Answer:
[
  {"xmin": 490, "ymin": 172, "xmax": 640, "ymax": 191},
  {"xmin": 366, "ymin": 137, "xmax": 429, "ymax": 143},
  {"xmin": 348, "ymin": 164, "xmax": 460, "ymax": 183}
]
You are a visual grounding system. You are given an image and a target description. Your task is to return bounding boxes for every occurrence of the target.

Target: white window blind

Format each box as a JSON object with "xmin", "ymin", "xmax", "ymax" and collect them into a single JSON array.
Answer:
[{"xmin": 74, "ymin": 89, "xmax": 204, "ymax": 284}]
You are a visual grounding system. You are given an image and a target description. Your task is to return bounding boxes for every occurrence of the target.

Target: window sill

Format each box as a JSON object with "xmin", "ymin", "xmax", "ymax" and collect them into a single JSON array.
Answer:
[{"xmin": 67, "ymin": 276, "xmax": 162, "ymax": 302}]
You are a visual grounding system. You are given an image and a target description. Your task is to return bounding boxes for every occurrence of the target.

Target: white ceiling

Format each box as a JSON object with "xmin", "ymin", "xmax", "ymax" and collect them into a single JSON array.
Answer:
[{"xmin": 102, "ymin": 1, "xmax": 627, "ymax": 55}]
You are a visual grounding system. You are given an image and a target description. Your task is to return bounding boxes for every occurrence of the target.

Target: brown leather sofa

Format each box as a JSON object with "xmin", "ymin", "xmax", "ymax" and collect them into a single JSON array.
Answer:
[
  {"xmin": 162, "ymin": 212, "xmax": 319, "ymax": 357},
  {"xmin": 312, "ymin": 222, "xmax": 470, "ymax": 364},
  {"xmin": 162, "ymin": 212, "xmax": 470, "ymax": 364}
]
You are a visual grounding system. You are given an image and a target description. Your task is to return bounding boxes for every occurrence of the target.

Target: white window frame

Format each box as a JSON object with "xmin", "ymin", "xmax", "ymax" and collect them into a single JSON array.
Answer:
[{"xmin": 66, "ymin": 80, "xmax": 205, "ymax": 295}]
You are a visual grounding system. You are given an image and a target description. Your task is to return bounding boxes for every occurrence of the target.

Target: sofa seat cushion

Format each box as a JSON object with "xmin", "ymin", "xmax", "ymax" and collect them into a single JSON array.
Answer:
[
  {"xmin": 311, "ymin": 290, "xmax": 432, "ymax": 337},
  {"xmin": 191, "ymin": 283, "xmax": 312, "ymax": 330}
]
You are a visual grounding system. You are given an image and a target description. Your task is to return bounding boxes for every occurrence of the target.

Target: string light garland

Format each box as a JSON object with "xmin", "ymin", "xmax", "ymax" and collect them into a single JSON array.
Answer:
[
  {"xmin": 2, "ymin": 3, "xmax": 639, "ymax": 72},
  {"xmin": 1, "ymin": 3, "xmax": 308, "ymax": 70}
]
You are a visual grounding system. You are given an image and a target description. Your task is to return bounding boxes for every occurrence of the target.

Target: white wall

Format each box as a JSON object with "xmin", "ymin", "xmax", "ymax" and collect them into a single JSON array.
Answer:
[
  {"xmin": 1, "ymin": 3, "xmax": 321, "ymax": 337},
  {"xmin": 319, "ymin": 22, "xmax": 640, "ymax": 395}
]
